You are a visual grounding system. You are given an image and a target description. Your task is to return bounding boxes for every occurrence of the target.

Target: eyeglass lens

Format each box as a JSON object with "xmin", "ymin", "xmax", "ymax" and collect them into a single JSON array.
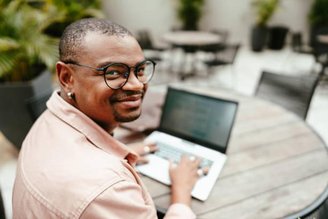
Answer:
[{"xmin": 104, "ymin": 60, "xmax": 154, "ymax": 89}]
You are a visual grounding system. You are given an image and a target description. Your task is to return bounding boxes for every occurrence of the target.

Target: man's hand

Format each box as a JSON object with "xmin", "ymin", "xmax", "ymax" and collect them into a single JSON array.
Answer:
[
  {"xmin": 129, "ymin": 141, "xmax": 158, "ymax": 165},
  {"xmin": 169, "ymin": 155, "xmax": 209, "ymax": 206}
]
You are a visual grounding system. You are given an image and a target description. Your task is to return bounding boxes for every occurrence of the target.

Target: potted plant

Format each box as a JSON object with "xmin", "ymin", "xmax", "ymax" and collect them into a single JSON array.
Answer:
[
  {"xmin": 177, "ymin": 0, "xmax": 205, "ymax": 30},
  {"xmin": 0, "ymin": 0, "xmax": 60, "ymax": 149},
  {"xmin": 250, "ymin": 0, "xmax": 280, "ymax": 52},
  {"xmin": 267, "ymin": 25, "xmax": 289, "ymax": 50},
  {"xmin": 44, "ymin": 0, "xmax": 104, "ymax": 37},
  {"xmin": 0, "ymin": 0, "xmax": 104, "ymax": 149},
  {"xmin": 308, "ymin": 0, "xmax": 328, "ymax": 48}
]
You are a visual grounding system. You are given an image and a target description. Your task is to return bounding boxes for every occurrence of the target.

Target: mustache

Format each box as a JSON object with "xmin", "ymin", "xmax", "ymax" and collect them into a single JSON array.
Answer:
[{"xmin": 110, "ymin": 90, "xmax": 145, "ymax": 102}]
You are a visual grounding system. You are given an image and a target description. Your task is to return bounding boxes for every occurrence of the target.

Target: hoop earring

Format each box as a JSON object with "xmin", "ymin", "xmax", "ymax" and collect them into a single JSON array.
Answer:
[{"xmin": 67, "ymin": 92, "xmax": 74, "ymax": 99}]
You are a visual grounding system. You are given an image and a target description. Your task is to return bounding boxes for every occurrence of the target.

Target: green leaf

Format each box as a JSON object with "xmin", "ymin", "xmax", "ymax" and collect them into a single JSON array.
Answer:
[
  {"xmin": 0, "ymin": 0, "xmax": 103, "ymax": 82},
  {"xmin": 0, "ymin": 38, "xmax": 20, "ymax": 51}
]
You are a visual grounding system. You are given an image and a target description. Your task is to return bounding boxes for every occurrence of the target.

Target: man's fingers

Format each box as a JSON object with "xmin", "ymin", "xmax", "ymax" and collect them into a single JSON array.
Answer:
[
  {"xmin": 143, "ymin": 145, "xmax": 151, "ymax": 154},
  {"xmin": 136, "ymin": 156, "xmax": 149, "ymax": 165},
  {"xmin": 142, "ymin": 143, "xmax": 158, "ymax": 155},
  {"xmin": 169, "ymin": 159, "xmax": 178, "ymax": 170},
  {"xmin": 197, "ymin": 167, "xmax": 209, "ymax": 177}
]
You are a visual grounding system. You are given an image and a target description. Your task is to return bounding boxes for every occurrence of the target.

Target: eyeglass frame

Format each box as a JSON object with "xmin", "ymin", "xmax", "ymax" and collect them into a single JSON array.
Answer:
[{"xmin": 62, "ymin": 58, "xmax": 156, "ymax": 90}]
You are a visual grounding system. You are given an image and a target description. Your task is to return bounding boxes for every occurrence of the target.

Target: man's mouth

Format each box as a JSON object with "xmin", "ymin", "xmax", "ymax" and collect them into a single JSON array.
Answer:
[
  {"xmin": 112, "ymin": 93, "xmax": 143, "ymax": 109},
  {"xmin": 116, "ymin": 94, "xmax": 142, "ymax": 102}
]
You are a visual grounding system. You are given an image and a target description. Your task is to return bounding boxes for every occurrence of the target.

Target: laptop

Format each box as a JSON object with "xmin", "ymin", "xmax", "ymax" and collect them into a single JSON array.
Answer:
[{"xmin": 136, "ymin": 87, "xmax": 238, "ymax": 201}]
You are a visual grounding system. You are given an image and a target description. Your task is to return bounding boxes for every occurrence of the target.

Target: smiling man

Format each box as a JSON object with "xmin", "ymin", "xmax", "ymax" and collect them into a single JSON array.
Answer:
[{"xmin": 12, "ymin": 18, "xmax": 201, "ymax": 218}]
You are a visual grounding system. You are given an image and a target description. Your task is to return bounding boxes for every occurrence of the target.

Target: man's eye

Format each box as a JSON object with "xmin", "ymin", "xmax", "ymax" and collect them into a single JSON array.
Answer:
[
  {"xmin": 138, "ymin": 66, "xmax": 145, "ymax": 71},
  {"xmin": 105, "ymin": 70, "xmax": 122, "ymax": 80},
  {"xmin": 107, "ymin": 71, "xmax": 121, "ymax": 75},
  {"xmin": 138, "ymin": 67, "xmax": 145, "ymax": 71}
]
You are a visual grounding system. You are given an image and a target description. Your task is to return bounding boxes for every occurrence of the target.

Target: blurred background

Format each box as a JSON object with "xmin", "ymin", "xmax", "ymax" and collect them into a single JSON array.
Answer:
[{"xmin": 104, "ymin": 0, "xmax": 313, "ymax": 46}]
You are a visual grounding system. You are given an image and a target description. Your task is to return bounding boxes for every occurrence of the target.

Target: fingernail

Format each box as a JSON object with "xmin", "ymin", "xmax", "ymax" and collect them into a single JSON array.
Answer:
[
  {"xmin": 143, "ymin": 146, "xmax": 151, "ymax": 153},
  {"xmin": 197, "ymin": 169, "xmax": 204, "ymax": 177},
  {"xmin": 189, "ymin": 156, "xmax": 196, "ymax": 161}
]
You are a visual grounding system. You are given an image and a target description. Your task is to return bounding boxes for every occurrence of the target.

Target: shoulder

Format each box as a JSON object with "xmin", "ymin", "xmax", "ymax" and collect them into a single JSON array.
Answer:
[
  {"xmin": 15, "ymin": 145, "xmax": 138, "ymax": 218},
  {"xmin": 17, "ymin": 114, "xmax": 140, "ymax": 218}
]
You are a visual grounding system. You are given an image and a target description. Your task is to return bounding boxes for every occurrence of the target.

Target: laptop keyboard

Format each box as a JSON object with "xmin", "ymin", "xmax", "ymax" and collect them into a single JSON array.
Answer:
[{"xmin": 155, "ymin": 141, "xmax": 213, "ymax": 168}]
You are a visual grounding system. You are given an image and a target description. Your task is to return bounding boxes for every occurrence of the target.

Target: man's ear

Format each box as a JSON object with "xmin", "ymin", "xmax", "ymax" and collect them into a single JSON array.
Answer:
[{"xmin": 56, "ymin": 61, "xmax": 74, "ymax": 93}]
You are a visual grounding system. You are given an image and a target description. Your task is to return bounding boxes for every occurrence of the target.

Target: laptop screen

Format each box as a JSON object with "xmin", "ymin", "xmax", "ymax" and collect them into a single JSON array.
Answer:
[{"xmin": 159, "ymin": 87, "xmax": 238, "ymax": 153}]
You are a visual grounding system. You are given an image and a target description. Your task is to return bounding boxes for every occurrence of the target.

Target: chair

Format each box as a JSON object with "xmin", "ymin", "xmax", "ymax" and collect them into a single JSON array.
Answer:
[
  {"xmin": 203, "ymin": 43, "xmax": 240, "ymax": 73},
  {"xmin": 255, "ymin": 71, "xmax": 319, "ymax": 120},
  {"xmin": 312, "ymin": 27, "xmax": 328, "ymax": 80},
  {"xmin": 0, "ymin": 189, "xmax": 6, "ymax": 219},
  {"xmin": 25, "ymin": 90, "xmax": 52, "ymax": 121},
  {"xmin": 291, "ymin": 32, "xmax": 313, "ymax": 54},
  {"xmin": 200, "ymin": 29, "xmax": 229, "ymax": 54},
  {"xmin": 136, "ymin": 30, "xmax": 167, "ymax": 61},
  {"xmin": 292, "ymin": 30, "xmax": 328, "ymax": 82}
]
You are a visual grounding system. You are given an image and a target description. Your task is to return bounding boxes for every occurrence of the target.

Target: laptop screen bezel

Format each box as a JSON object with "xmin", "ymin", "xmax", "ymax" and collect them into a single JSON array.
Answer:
[{"xmin": 157, "ymin": 87, "xmax": 238, "ymax": 154}]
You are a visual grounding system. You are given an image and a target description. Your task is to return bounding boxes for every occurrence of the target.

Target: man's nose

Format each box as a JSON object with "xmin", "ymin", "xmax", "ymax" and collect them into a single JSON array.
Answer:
[{"xmin": 122, "ymin": 69, "xmax": 143, "ymax": 90}]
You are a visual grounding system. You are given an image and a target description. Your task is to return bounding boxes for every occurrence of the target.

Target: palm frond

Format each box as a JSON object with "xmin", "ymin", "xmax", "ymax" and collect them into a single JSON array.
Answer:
[
  {"xmin": 32, "ymin": 35, "xmax": 58, "ymax": 69},
  {"xmin": 83, "ymin": 8, "xmax": 105, "ymax": 19},
  {"xmin": 0, "ymin": 53, "xmax": 18, "ymax": 78},
  {"xmin": 0, "ymin": 0, "xmax": 103, "ymax": 82},
  {"xmin": 0, "ymin": 38, "xmax": 20, "ymax": 51}
]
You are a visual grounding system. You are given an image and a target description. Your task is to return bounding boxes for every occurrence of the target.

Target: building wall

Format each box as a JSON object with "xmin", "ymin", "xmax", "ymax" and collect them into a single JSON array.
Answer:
[{"xmin": 102, "ymin": 0, "xmax": 314, "ymax": 46}]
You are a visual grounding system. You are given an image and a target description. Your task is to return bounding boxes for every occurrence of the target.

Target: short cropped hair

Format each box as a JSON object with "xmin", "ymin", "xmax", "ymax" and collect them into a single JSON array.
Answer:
[{"xmin": 59, "ymin": 18, "xmax": 133, "ymax": 62}]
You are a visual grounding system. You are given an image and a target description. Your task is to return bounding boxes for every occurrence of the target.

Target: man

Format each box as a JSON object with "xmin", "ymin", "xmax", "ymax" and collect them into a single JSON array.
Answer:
[{"xmin": 13, "ymin": 18, "xmax": 202, "ymax": 218}]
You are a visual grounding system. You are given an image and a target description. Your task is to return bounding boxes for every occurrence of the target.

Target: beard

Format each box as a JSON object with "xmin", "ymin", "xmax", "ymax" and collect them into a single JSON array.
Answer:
[
  {"xmin": 110, "ymin": 90, "xmax": 145, "ymax": 123},
  {"xmin": 112, "ymin": 106, "xmax": 142, "ymax": 122}
]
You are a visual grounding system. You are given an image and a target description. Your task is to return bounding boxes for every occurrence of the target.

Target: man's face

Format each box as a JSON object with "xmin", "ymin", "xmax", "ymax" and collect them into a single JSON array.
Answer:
[{"xmin": 70, "ymin": 32, "xmax": 147, "ymax": 131}]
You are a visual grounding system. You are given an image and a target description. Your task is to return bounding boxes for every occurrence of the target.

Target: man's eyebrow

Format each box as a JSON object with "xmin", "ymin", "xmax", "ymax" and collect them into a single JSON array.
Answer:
[
  {"xmin": 97, "ymin": 61, "xmax": 115, "ymax": 68},
  {"xmin": 97, "ymin": 59, "xmax": 147, "ymax": 68}
]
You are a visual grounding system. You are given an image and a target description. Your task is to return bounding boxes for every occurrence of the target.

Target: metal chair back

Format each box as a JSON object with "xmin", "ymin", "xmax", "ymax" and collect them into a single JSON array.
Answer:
[{"xmin": 255, "ymin": 71, "xmax": 319, "ymax": 120}]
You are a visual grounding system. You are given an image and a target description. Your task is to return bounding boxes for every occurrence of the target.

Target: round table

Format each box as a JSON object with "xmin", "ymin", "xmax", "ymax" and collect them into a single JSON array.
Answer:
[
  {"xmin": 162, "ymin": 31, "xmax": 224, "ymax": 80},
  {"xmin": 118, "ymin": 85, "xmax": 328, "ymax": 219},
  {"xmin": 162, "ymin": 31, "xmax": 222, "ymax": 47}
]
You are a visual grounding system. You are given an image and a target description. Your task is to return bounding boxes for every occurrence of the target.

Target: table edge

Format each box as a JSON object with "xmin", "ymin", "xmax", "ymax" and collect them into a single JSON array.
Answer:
[{"xmin": 285, "ymin": 122, "xmax": 328, "ymax": 218}]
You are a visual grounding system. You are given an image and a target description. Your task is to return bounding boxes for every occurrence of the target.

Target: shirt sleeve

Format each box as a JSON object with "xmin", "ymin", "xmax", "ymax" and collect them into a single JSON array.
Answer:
[
  {"xmin": 164, "ymin": 203, "xmax": 196, "ymax": 219},
  {"xmin": 80, "ymin": 180, "xmax": 157, "ymax": 219},
  {"xmin": 80, "ymin": 180, "xmax": 196, "ymax": 219}
]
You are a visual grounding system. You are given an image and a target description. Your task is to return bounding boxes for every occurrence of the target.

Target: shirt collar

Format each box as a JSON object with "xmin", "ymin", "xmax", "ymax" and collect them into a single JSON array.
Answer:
[{"xmin": 46, "ymin": 91, "xmax": 138, "ymax": 165}]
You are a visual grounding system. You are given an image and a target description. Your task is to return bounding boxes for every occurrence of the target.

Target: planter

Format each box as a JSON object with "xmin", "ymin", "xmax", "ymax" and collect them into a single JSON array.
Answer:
[
  {"xmin": 251, "ymin": 26, "xmax": 268, "ymax": 52},
  {"xmin": 267, "ymin": 26, "xmax": 289, "ymax": 50},
  {"xmin": 310, "ymin": 25, "xmax": 328, "ymax": 53},
  {"xmin": 0, "ymin": 70, "xmax": 53, "ymax": 149}
]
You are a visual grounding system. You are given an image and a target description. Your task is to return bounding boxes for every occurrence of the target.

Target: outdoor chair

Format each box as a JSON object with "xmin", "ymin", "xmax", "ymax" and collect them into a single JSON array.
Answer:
[
  {"xmin": 255, "ymin": 71, "xmax": 319, "ymax": 120},
  {"xmin": 292, "ymin": 28, "xmax": 328, "ymax": 81},
  {"xmin": 136, "ymin": 30, "xmax": 168, "ymax": 62},
  {"xmin": 312, "ymin": 27, "xmax": 328, "ymax": 80},
  {"xmin": 200, "ymin": 29, "xmax": 229, "ymax": 54},
  {"xmin": 291, "ymin": 32, "xmax": 314, "ymax": 55},
  {"xmin": 203, "ymin": 43, "xmax": 240, "ymax": 74}
]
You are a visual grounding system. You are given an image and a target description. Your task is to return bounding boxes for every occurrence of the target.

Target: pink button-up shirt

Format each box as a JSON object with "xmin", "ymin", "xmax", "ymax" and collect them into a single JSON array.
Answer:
[{"xmin": 12, "ymin": 91, "xmax": 195, "ymax": 219}]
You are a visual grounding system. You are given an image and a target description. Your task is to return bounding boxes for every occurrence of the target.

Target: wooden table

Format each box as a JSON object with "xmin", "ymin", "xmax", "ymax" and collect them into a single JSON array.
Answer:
[
  {"xmin": 116, "ymin": 85, "xmax": 328, "ymax": 219},
  {"xmin": 163, "ymin": 31, "xmax": 222, "ymax": 47},
  {"xmin": 162, "ymin": 31, "xmax": 224, "ymax": 80}
]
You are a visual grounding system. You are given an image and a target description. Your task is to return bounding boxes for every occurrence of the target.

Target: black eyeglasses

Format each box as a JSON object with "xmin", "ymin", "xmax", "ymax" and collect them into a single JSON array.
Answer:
[{"xmin": 64, "ymin": 59, "xmax": 156, "ymax": 89}]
